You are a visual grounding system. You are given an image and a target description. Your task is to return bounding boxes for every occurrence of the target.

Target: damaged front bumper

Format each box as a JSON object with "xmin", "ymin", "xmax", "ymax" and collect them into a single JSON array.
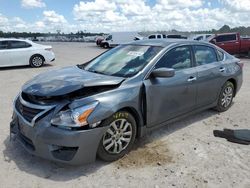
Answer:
[{"xmin": 10, "ymin": 112, "xmax": 108, "ymax": 165}]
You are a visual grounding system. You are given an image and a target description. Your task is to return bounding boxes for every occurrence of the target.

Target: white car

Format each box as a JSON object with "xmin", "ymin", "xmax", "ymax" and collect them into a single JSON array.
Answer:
[
  {"xmin": 0, "ymin": 38, "xmax": 55, "ymax": 68},
  {"xmin": 147, "ymin": 34, "xmax": 167, "ymax": 39}
]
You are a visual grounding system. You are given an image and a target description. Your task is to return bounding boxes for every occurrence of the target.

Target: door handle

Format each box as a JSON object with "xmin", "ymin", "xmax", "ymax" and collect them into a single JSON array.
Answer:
[
  {"xmin": 219, "ymin": 67, "xmax": 226, "ymax": 72},
  {"xmin": 187, "ymin": 76, "xmax": 197, "ymax": 82}
]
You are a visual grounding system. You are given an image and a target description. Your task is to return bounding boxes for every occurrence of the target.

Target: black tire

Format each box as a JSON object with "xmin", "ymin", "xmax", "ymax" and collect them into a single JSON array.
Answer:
[
  {"xmin": 30, "ymin": 54, "xmax": 44, "ymax": 68},
  {"xmin": 103, "ymin": 43, "xmax": 109, "ymax": 49},
  {"xmin": 97, "ymin": 111, "xmax": 137, "ymax": 162},
  {"xmin": 248, "ymin": 51, "xmax": 250, "ymax": 58},
  {"xmin": 215, "ymin": 81, "xmax": 235, "ymax": 112}
]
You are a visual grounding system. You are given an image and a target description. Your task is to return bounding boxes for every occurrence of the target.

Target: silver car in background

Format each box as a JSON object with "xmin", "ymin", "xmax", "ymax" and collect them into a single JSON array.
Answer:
[{"xmin": 0, "ymin": 38, "xmax": 55, "ymax": 68}]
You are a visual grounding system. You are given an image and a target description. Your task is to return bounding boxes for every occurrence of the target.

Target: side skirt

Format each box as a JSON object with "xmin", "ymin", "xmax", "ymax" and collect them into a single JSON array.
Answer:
[{"xmin": 138, "ymin": 102, "xmax": 217, "ymax": 138}]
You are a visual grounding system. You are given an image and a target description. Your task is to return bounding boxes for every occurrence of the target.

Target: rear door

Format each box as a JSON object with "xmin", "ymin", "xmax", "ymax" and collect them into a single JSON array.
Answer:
[
  {"xmin": 214, "ymin": 34, "xmax": 239, "ymax": 54},
  {"xmin": 193, "ymin": 45, "xmax": 224, "ymax": 107},
  {"xmin": 9, "ymin": 40, "xmax": 33, "ymax": 66},
  {"xmin": 144, "ymin": 45, "xmax": 197, "ymax": 127},
  {"xmin": 0, "ymin": 41, "xmax": 12, "ymax": 67}
]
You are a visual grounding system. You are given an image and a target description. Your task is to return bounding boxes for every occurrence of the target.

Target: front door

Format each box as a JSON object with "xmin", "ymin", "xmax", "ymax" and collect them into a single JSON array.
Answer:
[{"xmin": 144, "ymin": 45, "xmax": 197, "ymax": 127}]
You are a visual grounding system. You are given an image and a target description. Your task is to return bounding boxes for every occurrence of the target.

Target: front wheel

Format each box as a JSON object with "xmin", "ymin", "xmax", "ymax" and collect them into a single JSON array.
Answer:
[
  {"xmin": 97, "ymin": 111, "xmax": 136, "ymax": 162},
  {"xmin": 215, "ymin": 81, "xmax": 235, "ymax": 112}
]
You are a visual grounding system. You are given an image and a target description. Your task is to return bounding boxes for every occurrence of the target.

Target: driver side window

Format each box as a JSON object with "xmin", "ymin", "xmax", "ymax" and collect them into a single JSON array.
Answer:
[{"xmin": 155, "ymin": 46, "xmax": 192, "ymax": 70}]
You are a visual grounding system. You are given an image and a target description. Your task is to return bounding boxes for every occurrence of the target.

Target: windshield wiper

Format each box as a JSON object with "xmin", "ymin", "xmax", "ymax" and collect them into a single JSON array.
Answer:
[{"xmin": 87, "ymin": 69, "xmax": 106, "ymax": 75}]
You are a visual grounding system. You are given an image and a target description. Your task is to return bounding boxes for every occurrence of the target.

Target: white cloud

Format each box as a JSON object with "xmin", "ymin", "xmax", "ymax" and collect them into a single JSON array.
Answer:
[
  {"xmin": 220, "ymin": 0, "xmax": 250, "ymax": 11},
  {"xmin": 0, "ymin": 15, "xmax": 29, "ymax": 32},
  {"xmin": 1, "ymin": 0, "xmax": 250, "ymax": 33},
  {"xmin": 21, "ymin": 0, "xmax": 45, "ymax": 8},
  {"xmin": 0, "ymin": 14, "xmax": 9, "ymax": 28},
  {"xmin": 43, "ymin": 11, "xmax": 67, "ymax": 24},
  {"xmin": 0, "ymin": 11, "xmax": 73, "ymax": 33},
  {"xmin": 155, "ymin": 0, "xmax": 203, "ymax": 10}
]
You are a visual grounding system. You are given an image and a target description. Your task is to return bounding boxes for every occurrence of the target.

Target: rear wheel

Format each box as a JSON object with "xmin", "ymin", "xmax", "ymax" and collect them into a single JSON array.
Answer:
[
  {"xmin": 97, "ymin": 111, "xmax": 136, "ymax": 162},
  {"xmin": 215, "ymin": 81, "xmax": 234, "ymax": 112},
  {"xmin": 103, "ymin": 43, "xmax": 109, "ymax": 49},
  {"xmin": 248, "ymin": 50, "xmax": 250, "ymax": 58},
  {"xmin": 30, "ymin": 55, "xmax": 44, "ymax": 68}
]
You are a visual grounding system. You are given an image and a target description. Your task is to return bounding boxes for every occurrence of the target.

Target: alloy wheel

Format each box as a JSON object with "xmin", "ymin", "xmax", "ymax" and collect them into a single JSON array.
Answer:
[
  {"xmin": 102, "ymin": 119, "xmax": 132, "ymax": 154},
  {"xmin": 32, "ymin": 56, "xmax": 43, "ymax": 67},
  {"xmin": 221, "ymin": 86, "xmax": 233, "ymax": 108}
]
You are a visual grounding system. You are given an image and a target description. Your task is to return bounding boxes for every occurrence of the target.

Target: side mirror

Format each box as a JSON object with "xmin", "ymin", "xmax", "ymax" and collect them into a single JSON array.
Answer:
[{"xmin": 151, "ymin": 68, "xmax": 175, "ymax": 78}]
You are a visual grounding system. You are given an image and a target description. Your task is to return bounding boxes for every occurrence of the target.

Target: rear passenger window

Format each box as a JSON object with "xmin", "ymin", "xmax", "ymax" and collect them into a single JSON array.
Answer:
[
  {"xmin": 157, "ymin": 35, "xmax": 161, "ymax": 39},
  {"xmin": 149, "ymin": 35, "xmax": 156, "ymax": 39},
  {"xmin": 194, "ymin": 45, "xmax": 217, "ymax": 66},
  {"xmin": 155, "ymin": 46, "xmax": 192, "ymax": 70},
  {"xmin": 0, "ymin": 41, "xmax": 8, "ymax": 50},
  {"xmin": 217, "ymin": 50, "xmax": 224, "ymax": 61},
  {"xmin": 10, "ymin": 41, "xmax": 31, "ymax": 49},
  {"xmin": 163, "ymin": 34, "xmax": 166, "ymax": 38},
  {"xmin": 216, "ymin": 34, "xmax": 237, "ymax": 42}
]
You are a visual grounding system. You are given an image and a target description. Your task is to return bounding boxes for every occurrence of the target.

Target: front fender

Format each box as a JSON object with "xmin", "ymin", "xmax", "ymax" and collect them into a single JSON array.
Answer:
[{"xmin": 69, "ymin": 83, "xmax": 144, "ymax": 126}]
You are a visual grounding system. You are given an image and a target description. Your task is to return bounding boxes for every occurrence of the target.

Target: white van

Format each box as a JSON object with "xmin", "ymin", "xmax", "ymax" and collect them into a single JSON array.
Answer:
[{"xmin": 100, "ymin": 32, "xmax": 141, "ymax": 48}]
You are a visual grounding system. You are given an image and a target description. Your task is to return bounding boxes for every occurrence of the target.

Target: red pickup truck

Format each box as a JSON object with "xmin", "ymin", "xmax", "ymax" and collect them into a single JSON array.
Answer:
[{"xmin": 208, "ymin": 33, "xmax": 250, "ymax": 57}]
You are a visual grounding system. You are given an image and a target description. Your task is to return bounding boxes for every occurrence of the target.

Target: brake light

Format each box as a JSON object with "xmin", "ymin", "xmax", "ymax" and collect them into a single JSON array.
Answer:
[
  {"xmin": 236, "ymin": 61, "xmax": 244, "ymax": 69},
  {"xmin": 45, "ymin": 48, "xmax": 52, "ymax": 51}
]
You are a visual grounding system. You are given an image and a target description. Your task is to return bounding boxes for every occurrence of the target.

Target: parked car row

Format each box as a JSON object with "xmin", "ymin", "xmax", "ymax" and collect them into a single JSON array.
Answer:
[
  {"xmin": 147, "ymin": 34, "xmax": 188, "ymax": 39},
  {"xmin": 96, "ymin": 32, "xmax": 250, "ymax": 58},
  {"xmin": 1, "ymin": 31, "xmax": 250, "ymax": 69}
]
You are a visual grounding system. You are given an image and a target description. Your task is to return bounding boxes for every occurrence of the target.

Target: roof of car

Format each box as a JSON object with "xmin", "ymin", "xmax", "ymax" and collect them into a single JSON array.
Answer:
[{"xmin": 129, "ymin": 39, "xmax": 213, "ymax": 48}]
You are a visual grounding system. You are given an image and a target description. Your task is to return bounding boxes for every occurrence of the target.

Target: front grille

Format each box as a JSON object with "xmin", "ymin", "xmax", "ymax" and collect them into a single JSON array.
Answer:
[{"xmin": 15, "ymin": 97, "xmax": 43, "ymax": 123}]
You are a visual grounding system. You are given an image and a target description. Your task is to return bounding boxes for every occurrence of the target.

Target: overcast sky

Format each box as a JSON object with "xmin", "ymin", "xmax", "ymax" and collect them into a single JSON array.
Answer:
[{"xmin": 0, "ymin": 0, "xmax": 249, "ymax": 33}]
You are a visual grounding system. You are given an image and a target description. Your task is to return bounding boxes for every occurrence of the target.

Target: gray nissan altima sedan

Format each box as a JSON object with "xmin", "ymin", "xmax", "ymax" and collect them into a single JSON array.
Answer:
[{"xmin": 10, "ymin": 39, "xmax": 243, "ymax": 165}]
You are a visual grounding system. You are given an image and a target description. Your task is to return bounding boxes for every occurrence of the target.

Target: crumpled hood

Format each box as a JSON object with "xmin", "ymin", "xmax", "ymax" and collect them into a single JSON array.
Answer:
[{"xmin": 22, "ymin": 66, "xmax": 124, "ymax": 97}]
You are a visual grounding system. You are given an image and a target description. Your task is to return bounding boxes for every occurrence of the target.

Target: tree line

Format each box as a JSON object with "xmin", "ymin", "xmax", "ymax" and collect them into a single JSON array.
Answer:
[{"xmin": 1, "ymin": 25, "xmax": 250, "ymax": 38}]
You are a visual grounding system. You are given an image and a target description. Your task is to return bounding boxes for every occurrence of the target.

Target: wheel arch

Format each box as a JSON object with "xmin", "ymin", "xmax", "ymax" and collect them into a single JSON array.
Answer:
[
  {"xmin": 118, "ymin": 106, "xmax": 144, "ymax": 138},
  {"xmin": 227, "ymin": 78, "xmax": 237, "ymax": 97}
]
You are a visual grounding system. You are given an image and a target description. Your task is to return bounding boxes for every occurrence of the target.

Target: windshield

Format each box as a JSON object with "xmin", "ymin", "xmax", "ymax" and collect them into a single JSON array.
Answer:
[
  {"xmin": 106, "ymin": 35, "xmax": 112, "ymax": 41},
  {"xmin": 84, "ymin": 45, "xmax": 162, "ymax": 77}
]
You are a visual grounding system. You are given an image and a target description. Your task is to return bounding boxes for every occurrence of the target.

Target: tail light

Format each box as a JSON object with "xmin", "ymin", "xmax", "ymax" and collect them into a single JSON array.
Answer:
[
  {"xmin": 236, "ymin": 61, "xmax": 244, "ymax": 69},
  {"xmin": 45, "ymin": 47, "xmax": 52, "ymax": 51}
]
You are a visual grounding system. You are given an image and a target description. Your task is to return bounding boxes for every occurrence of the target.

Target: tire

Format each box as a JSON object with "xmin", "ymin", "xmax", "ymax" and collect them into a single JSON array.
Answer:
[
  {"xmin": 103, "ymin": 43, "xmax": 109, "ymax": 49},
  {"xmin": 97, "ymin": 111, "xmax": 137, "ymax": 162},
  {"xmin": 248, "ymin": 51, "xmax": 250, "ymax": 58},
  {"xmin": 215, "ymin": 81, "xmax": 235, "ymax": 112},
  {"xmin": 30, "ymin": 55, "xmax": 44, "ymax": 68}
]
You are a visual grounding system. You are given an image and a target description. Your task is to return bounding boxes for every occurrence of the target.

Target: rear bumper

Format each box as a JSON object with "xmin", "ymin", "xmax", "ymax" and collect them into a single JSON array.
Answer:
[
  {"xmin": 10, "ymin": 112, "xmax": 108, "ymax": 165},
  {"xmin": 44, "ymin": 51, "xmax": 55, "ymax": 63}
]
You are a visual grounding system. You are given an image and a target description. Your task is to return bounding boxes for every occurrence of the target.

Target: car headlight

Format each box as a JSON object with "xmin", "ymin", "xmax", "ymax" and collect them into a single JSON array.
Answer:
[{"xmin": 51, "ymin": 101, "xmax": 99, "ymax": 128}]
